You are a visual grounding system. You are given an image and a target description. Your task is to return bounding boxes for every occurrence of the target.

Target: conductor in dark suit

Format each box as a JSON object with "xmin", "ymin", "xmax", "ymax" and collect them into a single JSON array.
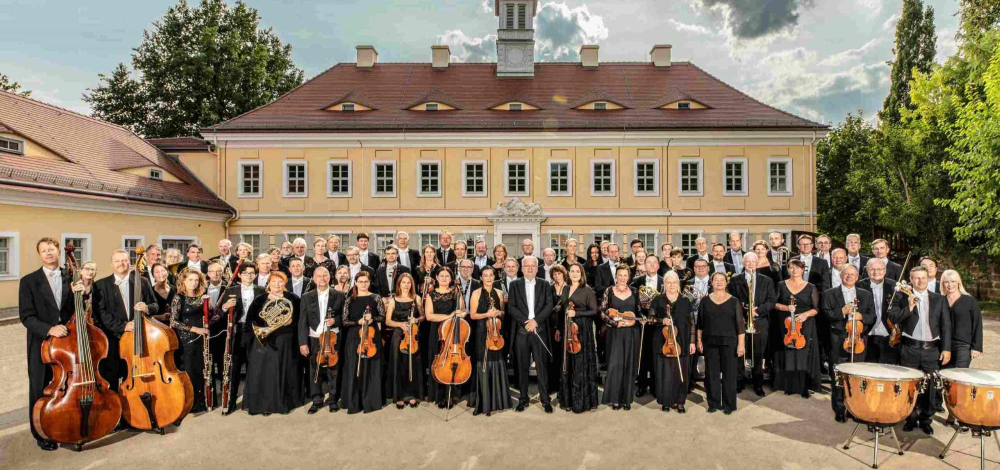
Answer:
[
  {"xmin": 19, "ymin": 237, "xmax": 76, "ymax": 450},
  {"xmin": 94, "ymin": 249, "xmax": 159, "ymax": 393},
  {"xmin": 726, "ymin": 252, "xmax": 776, "ymax": 397},
  {"xmin": 889, "ymin": 266, "xmax": 951, "ymax": 435},
  {"xmin": 821, "ymin": 265, "xmax": 875, "ymax": 423},
  {"xmin": 375, "ymin": 245, "xmax": 411, "ymax": 296},
  {"xmin": 506, "ymin": 256, "xmax": 555, "ymax": 413},
  {"xmin": 223, "ymin": 263, "xmax": 264, "ymax": 415},
  {"xmin": 297, "ymin": 266, "xmax": 345, "ymax": 414}
]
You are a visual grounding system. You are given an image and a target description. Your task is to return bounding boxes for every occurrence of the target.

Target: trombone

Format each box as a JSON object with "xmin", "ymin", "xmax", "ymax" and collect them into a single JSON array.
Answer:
[{"xmin": 744, "ymin": 270, "xmax": 757, "ymax": 372}]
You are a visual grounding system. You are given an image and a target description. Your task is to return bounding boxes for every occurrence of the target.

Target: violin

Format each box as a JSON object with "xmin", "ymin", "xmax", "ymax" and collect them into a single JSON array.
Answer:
[
  {"xmin": 357, "ymin": 305, "xmax": 377, "ymax": 355},
  {"xmin": 399, "ymin": 312, "xmax": 419, "ymax": 355},
  {"xmin": 843, "ymin": 298, "xmax": 865, "ymax": 360},
  {"xmin": 606, "ymin": 308, "xmax": 637, "ymax": 328},
  {"xmin": 661, "ymin": 301, "xmax": 679, "ymax": 357},
  {"xmin": 119, "ymin": 245, "xmax": 194, "ymax": 432},
  {"xmin": 314, "ymin": 305, "xmax": 338, "ymax": 383},
  {"xmin": 432, "ymin": 291, "xmax": 472, "ymax": 386},
  {"xmin": 484, "ymin": 292, "xmax": 504, "ymax": 352},
  {"xmin": 32, "ymin": 245, "xmax": 122, "ymax": 449},
  {"xmin": 564, "ymin": 301, "xmax": 581, "ymax": 355},
  {"xmin": 782, "ymin": 297, "xmax": 806, "ymax": 350}
]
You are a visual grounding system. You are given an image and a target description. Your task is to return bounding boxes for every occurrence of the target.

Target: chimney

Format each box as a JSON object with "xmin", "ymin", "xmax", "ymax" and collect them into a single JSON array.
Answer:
[
  {"xmin": 650, "ymin": 44, "xmax": 672, "ymax": 68},
  {"xmin": 356, "ymin": 45, "xmax": 378, "ymax": 69},
  {"xmin": 432, "ymin": 45, "xmax": 451, "ymax": 69},
  {"xmin": 580, "ymin": 45, "xmax": 599, "ymax": 69}
]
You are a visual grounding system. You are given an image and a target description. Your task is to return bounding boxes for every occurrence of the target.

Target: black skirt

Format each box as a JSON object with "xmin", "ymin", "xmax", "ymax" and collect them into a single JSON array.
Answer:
[
  {"xmin": 602, "ymin": 326, "xmax": 639, "ymax": 405},
  {"xmin": 388, "ymin": 327, "xmax": 425, "ymax": 402},
  {"xmin": 341, "ymin": 325, "xmax": 385, "ymax": 413},
  {"xmin": 558, "ymin": 317, "xmax": 600, "ymax": 412}
]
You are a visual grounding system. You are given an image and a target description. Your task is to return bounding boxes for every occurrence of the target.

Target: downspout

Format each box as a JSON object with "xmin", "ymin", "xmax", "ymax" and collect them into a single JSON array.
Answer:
[
  {"xmin": 665, "ymin": 137, "xmax": 673, "ymax": 244},
  {"xmin": 807, "ymin": 129, "xmax": 817, "ymax": 231},
  {"xmin": 213, "ymin": 133, "xmax": 239, "ymax": 241}
]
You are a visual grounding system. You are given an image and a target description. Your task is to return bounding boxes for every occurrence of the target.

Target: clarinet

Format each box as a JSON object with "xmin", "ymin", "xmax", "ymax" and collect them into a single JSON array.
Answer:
[{"xmin": 202, "ymin": 296, "xmax": 214, "ymax": 410}]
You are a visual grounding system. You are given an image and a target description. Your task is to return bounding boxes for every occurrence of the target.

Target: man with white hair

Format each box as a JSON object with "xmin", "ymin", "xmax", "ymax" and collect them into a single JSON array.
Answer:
[
  {"xmin": 540, "ymin": 247, "xmax": 557, "ymax": 282},
  {"xmin": 395, "ymin": 231, "xmax": 419, "ymax": 270},
  {"xmin": 685, "ymin": 237, "xmax": 711, "ymax": 270},
  {"xmin": 506, "ymin": 255, "xmax": 554, "ymax": 413},
  {"xmin": 726, "ymin": 252, "xmax": 776, "ymax": 397},
  {"xmin": 844, "ymin": 234, "xmax": 870, "ymax": 278},
  {"xmin": 822, "ymin": 264, "xmax": 875, "ymax": 423},
  {"xmin": 210, "ymin": 239, "xmax": 238, "ymax": 273},
  {"xmin": 281, "ymin": 237, "xmax": 316, "ymax": 277}
]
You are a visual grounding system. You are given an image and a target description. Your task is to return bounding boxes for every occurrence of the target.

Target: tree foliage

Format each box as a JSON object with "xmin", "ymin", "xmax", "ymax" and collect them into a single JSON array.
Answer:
[
  {"xmin": 0, "ymin": 72, "xmax": 30, "ymax": 97},
  {"xmin": 83, "ymin": 0, "xmax": 304, "ymax": 137},
  {"xmin": 816, "ymin": 113, "xmax": 876, "ymax": 239},
  {"xmin": 881, "ymin": 0, "xmax": 936, "ymax": 125}
]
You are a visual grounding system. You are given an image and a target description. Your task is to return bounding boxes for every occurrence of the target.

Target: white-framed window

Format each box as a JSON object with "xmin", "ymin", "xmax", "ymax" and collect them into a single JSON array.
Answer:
[
  {"xmin": 723, "ymin": 157, "xmax": 748, "ymax": 196},
  {"xmin": 0, "ymin": 136, "xmax": 24, "ymax": 155},
  {"xmin": 635, "ymin": 232, "xmax": 658, "ymax": 253},
  {"xmin": 0, "ymin": 232, "xmax": 20, "ymax": 280},
  {"xmin": 327, "ymin": 161, "xmax": 352, "ymax": 197},
  {"xmin": 678, "ymin": 232, "xmax": 703, "ymax": 258},
  {"xmin": 237, "ymin": 161, "xmax": 262, "ymax": 198},
  {"xmin": 768, "ymin": 157, "xmax": 793, "ymax": 195},
  {"xmin": 282, "ymin": 232, "xmax": 307, "ymax": 245},
  {"xmin": 418, "ymin": 161, "xmax": 442, "ymax": 197},
  {"xmin": 122, "ymin": 235, "xmax": 145, "ymax": 265},
  {"xmin": 634, "ymin": 159, "xmax": 659, "ymax": 197},
  {"xmin": 418, "ymin": 232, "xmax": 440, "ymax": 250},
  {"xmin": 505, "ymin": 161, "xmax": 529, "ymax": 196},
  {"xmin": 283, "ymin": 161, "xmax": 308, "ymax": 198},
  {"xmin": 149, "ymin": 168, "xmax": 163, "ymax": 181},
  {"xmin": 159, "ymin": 236, "xmax": 196, "ymax": 254},
  {"xmin": 546, "ymin": 232, "xmax": 570, "ymax": 260},
  {"xmin": 548, "ymin": 160, "xmax": 572, "ymax": 196},
  {"xmin": 591, "ymin": 160, "xmax": 615, "ymax": 196},
  {"xmin": 61, "ymin": 233, "xmax": 92, "ymax": 265},
  {"xmin": 372, "ymin": 161, "xmax": 396, "ymax": 197},
  {"xmin": 591, "ymin": 232, "xmax": 615, "ymax": 246},
  {"xmin": 462, "ymin": 161, "xmax": 487, "ymax": 197},
  {"xmin": 373, "ymin": 232, "xmax": 395, "ymax": 256},
  {"xmin": 239, "ymin": 232, "xmax": 264, "ymax": 256},
  {"xmin": 678, "ymin": 158, "xmax": 703, "ymax": 196}
]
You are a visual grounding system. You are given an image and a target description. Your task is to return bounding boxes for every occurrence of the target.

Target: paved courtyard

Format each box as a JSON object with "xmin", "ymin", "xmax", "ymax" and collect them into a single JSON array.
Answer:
[{"xmin": 1, "ymin": 321, "xmax": 998, "ymax": 470}]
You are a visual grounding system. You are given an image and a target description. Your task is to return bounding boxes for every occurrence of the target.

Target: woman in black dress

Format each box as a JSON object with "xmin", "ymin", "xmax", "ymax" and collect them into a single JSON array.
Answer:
[
  {"xmin": 150, "ymin": 262, "xmax": 174, "ymax": 323},
  {"xmin": 752, "ymin": 241, "xmax": 783, "ymax": 286},
  {"xmin": 469, "ymin": 266, "xmax": 512, "ymax": 416},
  {"xmin": 384, "ymin": 273, "xmax": 425, "ymax": 409},
  {"xmin": 697, "ymin": 272, "xmax": 746, "ymax": 414},
  {"xmin": 773, "ymin": 258, "xmax": 821, "ymax": 398},
  {"xmin": 424, "ymin": 267, "xmax": 468, "ymax": 409},
  {"xmin": 169, "ymin": 270, "xmax": 221, "ymax": 413},
  {"xmin": 558, "ymin": 263, "xmax": 600, "ymax": 413},
  {"xmin": 340, "ymin": 270, "xmax": 385, "ymax": 414},
  {"xmin": 415, "ymin": 244, "xmax": 441, "ymax": 371},
  {"xmin": 941, "ymin": 269, "xmax": 984, "ymax": 426},
  {"xmin": 650, "ymin": 271, "xmax": 695, "ymax": 413},
  {"xmin": 584, "ymin": 244, "xmax": 602, "ymax": 289},
  {"xmin": 245, "ymin": 271, "xmax": 303, "ymax": 415},
  {"xmin": 601, "ymin": 265, "xmax": 640, "ymax": 410},
  {"xmin": 549, "ymin": 264, "xmax": 569, "ymax": 393}
]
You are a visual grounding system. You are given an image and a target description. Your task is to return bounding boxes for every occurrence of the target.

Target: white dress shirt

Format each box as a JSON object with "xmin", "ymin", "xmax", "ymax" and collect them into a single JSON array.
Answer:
[
  {"xmin": 349, "ymin": 263, "xmax": 361, "ymax": 285},
  {"xmin": 801, "ymin": 254, "xmax": 814, "ymax": 280},
  {"xmin": 831, "ymin": 268, "xmax": 843, "ymax": 288},
  {"xmin": 187, "ymin": 260, "xmax": 203, "ymax": 272},
  {"xmin": 208, "ymin": 282, "xmax": 223, "ymax": 306},
  {"xmin": 841, "ymin": 285, "xmax": 856, "ymax": 306},
  {"xmin": 257, "ymin": 273, "xmax": 269, "ymax": 288},
  {"xmin": 309, "ymin": 288, "xmax": 330, "ymax": 338},
  {"xmin": 385, "ymin": 263, "xmax": 398, "ymax": 290},
  {"xmin": 114, "ymin": 273, "xmax": 131, "ymax": 319},
  {"xmin": 524, "ymin": 278, "xmax": 536, "ymax": 320},
  {"xmin": 902, "ymin": 290, "xmax": 936, "ymax": 341},
  {"xmin": 359, "ymin": 251, "xmax": 370, "ymax": 266},
  {"xmin": 291, "ymin": 276, "xmax": 306, "ymax": 297},
  {"xmin": 928, "ymin": 280, "xmax": 938, "ymax": 293},
  {"xmin": 848, "ymin": 254, "xmax": 862, "ymax": 272},
  {"xmin": 43, "ymin": 266, "xmax": 63, "ymax": 310},
  {"xmin": 543, "ymin": 264, "xmax": 554, "ymax": 282},
  {"xmin": 869, "ymin": 281, "xmax": 888, "ymax": 336},
  {"xmin": 398, "ymin": 249, "xmax": 410, "ymax": 268},
  {"xmin": 694, "ymin": 276, "xmax": 709, "ymax": 295},
  {"xmin": 644, "ymin": 275, "xmax": 658, "ymax": 290},
  {"xmin": 459, "ymin": 276, "xmax": 473, "ymax": 310},
  {"xmin": 240, "ymin": 284, "xmax": 255, "ymax": 323},
  {"xmin": 731, "ymin": 250, "xmax": 744, "ymax": 274},
  {"xmin": 475, "ymin": 255, "xmax": 489, "ymax": 269},
  {"xmin": 712, "ymin": 260, "xmax": 726, "ymax": 274}
]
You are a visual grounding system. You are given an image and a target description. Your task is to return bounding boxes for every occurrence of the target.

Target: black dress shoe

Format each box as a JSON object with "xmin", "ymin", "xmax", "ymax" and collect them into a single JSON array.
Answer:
[
  {"xmin": 437, "ymin": 401, "xmax": 447, "ymax": 409},
  {"xmin": 396, "ymin": 403, "xmax": 405, "ymax": 410},
  {"xmin": 611, "ymin": 404, "xmax": 621, "ymax": 410},
  {"xmin": 835, "ymin": 412, "xmax": 846, "ymax": 423},
  {"xmin": 903, "ymin": 422, "xmax": 917, "ymax": 432},
  {"xmin": 677, "ymin": 405, "xmax": 686, "ymax": 414},
  {"xmin": 920, "ymin": 423, "xmax": 934, "ymax": 435},
  {"xmin": 37, "ymin": 440, "xmax": 58, "ymax": 451},
  {"xmin": 328, "ymin": 402, "xmax": 340, "ymax": 413},
  {"xmin": 408, "ymin": 402, "xmax": 418, "ymax": 408},
  {"xmin": 800, "ymin": 390, "xmax": 810, "ymax": 399},
  {"xmin": 723, "ymin": 409, "xmax": 733, "ymax": 415},
  {"xmin": 753, "ymin": 387, "xmax": 765, "ymax": 397},
  {"xmin": 635, "ymin": 387, "xmax": 647, "ymax": 398},
  {"xmin": 222, "ymin": 409, "xmax": 235, "ymax": 416},
  {"xmin": 543, "ymin": 403, "xmax": 553, "ymax": 413},
  {"xmin": 307, "ymin": 403, "xmax": 321, "ymax": 414},
  {"xmin": 661, "ymin": 405, "xmax": 670, "ymax": 412},
  {"xmin": 707, "ymin": 407, "xmax": 719, "ymax": 413},
  {"xmin": 515, "ymin": 403, "xmax": 527, "ymax": 412},
  {"xmin": 623, "ymin": 404, "xmax": 631, "ymax": 411},
  {"xmin": 472, "ymin": 409, "xmax": 482, "ymax": 416}
]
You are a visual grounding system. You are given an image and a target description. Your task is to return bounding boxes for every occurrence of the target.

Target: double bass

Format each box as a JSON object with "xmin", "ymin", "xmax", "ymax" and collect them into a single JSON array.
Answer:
[
  {"xmin": 32, "ymin": 245, "xmax": 122, "ymax": 450},
  {"xmin": 119, "ymin": 245, "xmax": 193, "ymax": 432}
]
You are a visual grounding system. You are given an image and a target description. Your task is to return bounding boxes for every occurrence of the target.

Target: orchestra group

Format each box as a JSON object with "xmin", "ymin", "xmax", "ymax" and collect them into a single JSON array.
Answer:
[{"xmin": 18, "ymin": 230, "xmax": 987, "ymax": 452}]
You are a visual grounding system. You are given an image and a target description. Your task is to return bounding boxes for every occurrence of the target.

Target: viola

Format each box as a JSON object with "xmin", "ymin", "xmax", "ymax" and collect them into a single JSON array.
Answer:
[
  {"xmin": 887, "ymin": 320, "xmax": 902, "ymax": 347},
  {"xmin": 432, "ymin": 292, "xmax": 472, "ymax": 385},
  {"xmin": 606, "ymin": 308, "xmax": 637, "ymax": 327},
  {"xmin": 564, "ymin": 301, "xmax": 581, "ymax": 355},
  {"xmin": 119, "ymin": 245, "xmax": 194, "ymax": 432},
  {"xmin": 843, "ymin": 299, "xmax": 865, "ymax": 360},
  {"xmin": 782, "ymin": 298, "xmax": 806, "ymax": 350},
  {"xmin": 32, "ymin": 245, "xmax": 122, "ymax": 449}
]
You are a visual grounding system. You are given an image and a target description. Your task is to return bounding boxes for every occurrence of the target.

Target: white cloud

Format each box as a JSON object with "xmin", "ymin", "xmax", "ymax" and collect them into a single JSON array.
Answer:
[
  {"xmin": 437, "ymin": 30, "xmax": 497, "ymax": 62},
  {"xmin": 666, "ymin": 18, "xmax": 713, "ymax": 35},
  {"xmin": 856, "ymin": 0, "xmax": 882, "ymax": 17},
  {"xmin": 534, "ymin": 2, "xmax": 609, "ymax": 60},
  {"xmin": 881, "ymin": 12, "xmax": 899, "ymax": 31},
  {"xmin": 480, "ymin": 0, "xmax": 492, "ymax": 13},
  {"xmin": 937, "ymin": 28, "xmax": 958, "ymax": 63},
  {"xmin": 816, "ymin": 38, "xmax": 882, "ymax": 67}
]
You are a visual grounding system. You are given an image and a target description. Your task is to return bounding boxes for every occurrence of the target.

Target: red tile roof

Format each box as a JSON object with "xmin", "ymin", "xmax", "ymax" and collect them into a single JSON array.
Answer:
[
  {"xmin": 0, "ymin": 91, "xmax": 231, "ymax": 212},
  {"xmin": 204, "ymin": 62, "xmax": 826, "ymax": 133},
  {"xmin": 147, "ymin": 136, "xmax": 214, "ymax": 152}
]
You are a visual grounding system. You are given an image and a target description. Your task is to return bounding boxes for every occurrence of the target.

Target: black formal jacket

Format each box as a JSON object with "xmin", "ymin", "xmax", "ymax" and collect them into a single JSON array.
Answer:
[
  {"xmin": 864, "ymin": 258, "xmax": 902, "ymax": 281},
  {"xmin": 630, "ymin": 274, "xmax": 663, "ymax": 293},
  {"xmin": 328, "ymin": 251, "xmax": 344, "ymax": 268},
  {"xmin": 708, "ymin": 260, "xmax": 736, "ymax": 276},
  {"xmin": 436, "ymin": 247, "xmax": 457, "ymax": 266},
  {"xmin": 94, "ymin": 272, "xmax": 160, "ymax": 337},
  {"xmin": 374, "ymin": 263, "xmax": 411, "ymax": 297},
  {"xmin": 446, "ymin": 260, "xmax": 480, "ymax": 282},
  {"xmin": 507, "ymin": 277, "xmax": 554, "ymax": 334},
  {"xmin": 226, "ymin": 283, "xmax": 266, "ymax": 341},
  {"xmin": 821, "ymin": 286, "xmax": 876, "ymax": 336},
  {"xmin": 593, "ymin": 261, "xmax": 622, "ymax": 295},
  {"xmin": 726, "ymin": 271, "xmax": 777, "ymax": 329},
  {"xmin": 280, "ymin": 255, "xmax": 316, "ymax": 277},
  {"xmin": 394, "ymin": 247, "xmax": 420, "ymax": 270},
  {"xmin": 723, "ymin": 250, "xmax": 745, "ymax": 270},
  {"xmin": 358, "ymin": 251, "xmax": 380, "ymax": 271},
  {"xmin": 170, "ymin": 260, "xmax": 209, "ymax": 275},
  {"xmin": 19, "ymin": 267, "xmax": 74, "ymax": 348},
  {"xmin": 856, "ymin": 278, "xmax": 898, "ymax": 333},
  {"xmin": 657, "ymin": 260, "xmax": 673, "ymax": 276},
  {"xmin": 685, "ymin": 253, "xmax": 711, "ymax": 271},
  {"xmin": 297, "ymin": 288, "xmax": 346, "ymax": 347},
  {"xmin": 888, "ymin": 290, "xmax": 952, "ymax": 351},
  {"xmin": 209, "ymin": 254, "xmax": 240, "ymax": 273},
  {"xmin": 848, "ymin": 254, "xmax": 872, "ymax": 278},
  {"xmin": 284, "ymin": 276, "xmax": 315, "ymax": 298},
  {"xmin": 800, "ymin": 255, "xmax": 832, "ymax": 292}
]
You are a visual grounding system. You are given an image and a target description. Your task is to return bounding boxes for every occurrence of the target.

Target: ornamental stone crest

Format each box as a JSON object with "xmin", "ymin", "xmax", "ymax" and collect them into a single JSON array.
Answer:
[{"xmin": 488, "ymin": 198, "xmax": 546, "ymax": 221}]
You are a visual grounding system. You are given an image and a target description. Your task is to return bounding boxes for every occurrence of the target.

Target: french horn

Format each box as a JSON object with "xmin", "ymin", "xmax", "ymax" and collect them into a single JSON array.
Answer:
[{"xmin": 253, "ymin": 296, "xmax": 294, "ymax": 342}]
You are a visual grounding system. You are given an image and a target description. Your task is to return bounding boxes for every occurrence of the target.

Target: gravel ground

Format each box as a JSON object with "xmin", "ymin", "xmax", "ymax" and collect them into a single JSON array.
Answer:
[{"xmin": 1, "ymin": 321, "xmax": 998, "ymax": 470}]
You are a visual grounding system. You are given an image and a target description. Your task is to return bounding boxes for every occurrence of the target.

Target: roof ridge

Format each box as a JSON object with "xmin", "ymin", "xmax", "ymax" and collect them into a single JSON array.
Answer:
[{"xmin": 684, "ymin": 62, "xmax": 824, "ymax": 127}]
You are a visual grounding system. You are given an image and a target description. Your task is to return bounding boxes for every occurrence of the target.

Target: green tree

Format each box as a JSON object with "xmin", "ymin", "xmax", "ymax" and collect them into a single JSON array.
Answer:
[
  {"xmin": 816, "ymin": 112, "xmax": 876, "ymax": 239},
  {"xmin": 881, "ymin": 0, "xmax": 936, "ymax": 125},
  {"xmin": 0, "ymin": 72, "xmax": 30, "ymax": 97},
  {"xmin": 958, "ymin": 0, "xmax": 1000, "ymax": 43},
  {"xmin": 84, "ymin": 0, "xmax": 304, "ymax": 137}
]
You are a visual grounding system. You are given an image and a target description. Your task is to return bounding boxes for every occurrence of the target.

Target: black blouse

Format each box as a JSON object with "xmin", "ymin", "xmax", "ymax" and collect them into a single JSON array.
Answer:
[
  {"xmin": 949, "ymin": 294, "xmax": 984, "ymax": 352},
  {"xmin": 169, "ymin": 294, "xmax": 222, "ymax": 333},
  {"xmin": 697, "ymin": 295, "xmax": 746, "ymax": 346}
]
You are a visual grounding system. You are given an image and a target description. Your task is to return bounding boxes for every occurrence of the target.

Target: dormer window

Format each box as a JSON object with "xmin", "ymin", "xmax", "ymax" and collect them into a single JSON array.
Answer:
[
  {"xmin": 510, "ymin": 103, "xmax": 522, "ymax": 111},
  {"xmin": 0, "ymin": 137, "xmax": 23, "ymax": 155},
  {"xmin": 342, "ymin": 103, "xmax": 355, "ymax": 112},
  {"xmin": 426, "ymin": 103, "xmax": 439, "ymax": 112},
  {"xmin": 149, "ymin": 168, "xmax": 163, "ymax": 181},
  {"xmin": 323, "ymin": 101, "xmax": 373, "ymax": 112},
  {"xmin": 678, "ymin": 102, "xmax": 690, "ymax": 110},
  {"xmin": 593, "ymin": 102, "xmax": 607, "ymax": 111}
]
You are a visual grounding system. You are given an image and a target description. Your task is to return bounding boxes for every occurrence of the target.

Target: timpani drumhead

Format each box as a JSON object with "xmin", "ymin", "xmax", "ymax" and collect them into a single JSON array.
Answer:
[
  {"xmin": 939, "ymin": 368, "xmax": 1000, "ymax": 387},
  {"xmin": 835, "ymin": 363, "xmax": 924, "ymax": 380}
]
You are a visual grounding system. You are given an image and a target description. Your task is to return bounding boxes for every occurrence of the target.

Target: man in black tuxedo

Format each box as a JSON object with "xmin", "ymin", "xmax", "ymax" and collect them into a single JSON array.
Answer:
[
  {"xmin": 766, "ymin": 231, "xmax": 787, "ymax": 267},
  {"xmin": 344, "ymin": 246, "xmax": 375, "ymax": 287},
  {"xmin": 285, "ymin": 258, "xmax": 315, "ymax": 298},
  {"xmin": 844, "ymin": 234, "xmax": 871, "ymax": 278},
  {"xmin": 471, "ymin": 239, "xmax": 493, "ymax": 279},
  {"xmin": 709, "ymin": 243, "xmax": 736, "ymax": 277},
  {"xmin": 209, "ymin": 239, "xmax": 239, "ymax": 274},
  {"xmin": 172, "ymin": 244, "xmax": 209, "ymax": 275},
  {"xmin": 506, "ymin": 256, "xmax": 554, "ymax": 413},
  {"xmin": 446, "ymin": 241, "xmax": 480, "ymax": 280},
  {"xmin": 593, "ymin": 243, "xmax": 623, "ymax": 294},
  {"xmin": 356, "ymin": 233, "xmax": 381, "ymax": 271},
  {"xmin": 375, "ymin": 245, "xmax": 411, "ymax": 296},
  {"xmin": 685, "ymin": 237, "xmax": 711, "ymax": 270},
  {"xmin": 723, "ymin": 232, "xmax": 746, "ymax": 275},
  {"xmin": 297, "ymin": 266, "xmax": 345, "ymax": 414},
  {"xmin": 631, "ymin": 255, "xmax": 664, "ymax": 397},
  {"xmin": 394, "ymin": 231, "xmax": 420, "ymax": 272},
  {"xmin": 327, "ymin": 236, "xmax": 345, "ymax": 268},
  {"xmin": 498, "ymin": 258, "xmax": 521, "ymax": 368},
  {"xmin": 889, "ymin": 266, "xmax": 951, "ymax": 435},
  {"xmin": 19, "ymin": 237, "xmax": 76, "ymax": 450},
  {"xmin": 622, "ymin": 238, "xmax": 644, "ymax": 268},
  {"xmin": 223, "ymin": 263, "xmax": 263, "ymax": 415},
  {"xmin": 871, "ymin": 238, "xmax": 902, "ymax": 281},
  {"xmin": 821, "ymin": 265, "xmax": 876, "ymax": 422},
  {"xmin": 95, "ymin": 249, "xmax": 159, "ymax": 393},
  {"xmin": 454, "ymin": 259, "xmax": 482, "ymax": 314},
  {"xmin": 857, "ymin": 259, "xmax": 899, "ymax": 365},
  {"xmin": 726, "ymin": 252, "xmax": 776, "ymax": 397},
  {"xmin": 435, "ymin": 231, "xmax": 457, "ymax": 266},
  {"xmin": 281, "ymin": 238, "xmax": 316, "ymax": 277}
]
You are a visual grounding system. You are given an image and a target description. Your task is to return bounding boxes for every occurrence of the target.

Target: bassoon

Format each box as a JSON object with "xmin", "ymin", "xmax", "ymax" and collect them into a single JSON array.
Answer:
[
  {"xmin": 220, "ymin": 258, "xmax": 246, "ymax": 411},
  {"xmin": 202, "ymin": 296, "xmax": 213, "ymax": 410}
]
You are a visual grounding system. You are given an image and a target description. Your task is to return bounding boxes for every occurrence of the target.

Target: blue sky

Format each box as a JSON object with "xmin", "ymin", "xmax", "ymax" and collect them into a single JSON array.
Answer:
[{"xmin": 1, "ymin": 0, "xmax": 960, "ymax": 127}]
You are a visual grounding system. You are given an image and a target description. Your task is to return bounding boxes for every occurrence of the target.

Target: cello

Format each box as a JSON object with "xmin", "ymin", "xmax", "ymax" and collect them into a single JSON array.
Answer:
[
  {"xmin": 431, "ymin": 290, "xmax": 472, "ymax": 386},
  {"xmin": 119, "ymin": 245, "xmax": 193, "ymax": 432},
  {"xmin": 32, "ymin": 245, "xmax": 122, "ymax": 450},
  {"xmin": 783, "ymin": 297, "xmax": 806, "ymax": 350}
]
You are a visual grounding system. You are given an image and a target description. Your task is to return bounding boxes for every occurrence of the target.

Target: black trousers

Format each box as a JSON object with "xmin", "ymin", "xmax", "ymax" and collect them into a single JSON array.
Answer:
[
  {"xmin": 513, "ymin": 330, "xmax": 551, "ymax": 405},
  {"xmin": 864, "ymin": 335, "xmax": 899, "ymax": 365},
  {"xmin": 828, "ymin": 332, "xmax": 861, "ymax": 415},
  {"xmin": 225, "ymin": 325, "xmax": 253, "ymax": 412},
  {"xmin": 26, "ymin": 337, "xmax": 51, "ymax": 442},
  {"xmin": 307, "ymin": 337, "xmax": 339, "ymax": 404},
  {"xmin": 947, "ymin": 342, "xmax": 972, "ymax": 369},
  {"xmin": 899, "ymin": 342, "xmax": 940, "ymax": 426},
  {"xmin": 704, "ymin": 342, "xmax": 738, "ymax": 411},
  {"xmin": 739, "ymin": 319, "xmax": 769, "ymax": 389},
  {"xmin": 688, "ymin": 351, "xmax": 703, "ymax": 392}
]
